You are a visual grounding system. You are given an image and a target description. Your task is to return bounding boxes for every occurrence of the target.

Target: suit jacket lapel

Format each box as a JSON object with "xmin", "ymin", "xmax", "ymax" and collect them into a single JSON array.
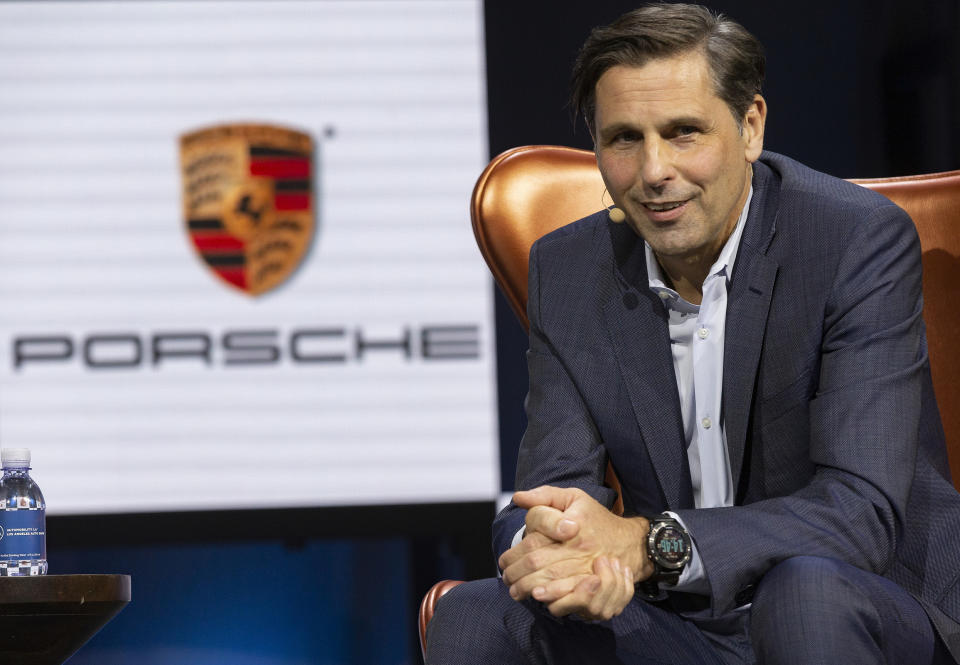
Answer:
[
  {"xmin": 723, "ymin": 246, "xmax": 777, "ymax": 493},
  {"xmin": 723, "ymin": 160, "xmax": 781, "ymax": 494},
  {"xmin": 601, "ymin": 223, "xmax": 694, "ymax": 509}
]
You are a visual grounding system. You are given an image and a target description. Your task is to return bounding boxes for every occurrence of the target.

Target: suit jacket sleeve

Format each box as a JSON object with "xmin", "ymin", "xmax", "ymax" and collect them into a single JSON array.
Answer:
[
  {"xmin": 491, "ymin": 239, "xmax": 617, "ymax": 561},
  {"xmin": 676, "ymin": 202, "xmax": 928, "ymax": 615}
]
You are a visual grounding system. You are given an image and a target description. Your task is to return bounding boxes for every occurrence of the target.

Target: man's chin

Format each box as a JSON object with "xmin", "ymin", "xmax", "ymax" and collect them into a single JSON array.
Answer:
[{"xmin": 638, "ymin": 233, "xmax": 698, "ymax": 260}]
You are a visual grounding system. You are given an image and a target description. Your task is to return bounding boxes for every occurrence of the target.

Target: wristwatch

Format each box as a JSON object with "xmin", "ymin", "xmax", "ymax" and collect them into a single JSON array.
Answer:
[{"xmin": 637, "ymin": 514, "xmax": 691, "ymax": 596}]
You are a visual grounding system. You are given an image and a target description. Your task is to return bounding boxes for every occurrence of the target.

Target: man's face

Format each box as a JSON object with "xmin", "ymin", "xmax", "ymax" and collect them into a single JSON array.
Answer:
[{"xmin": 593, "ymin": 51, "xmax": 765, "ymax": 267}]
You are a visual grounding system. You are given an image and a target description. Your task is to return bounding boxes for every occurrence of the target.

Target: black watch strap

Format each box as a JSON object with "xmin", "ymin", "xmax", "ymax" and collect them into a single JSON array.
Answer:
[{"xmin": 648, "ymin": 568, "xmax": 682, "ymax": 585}]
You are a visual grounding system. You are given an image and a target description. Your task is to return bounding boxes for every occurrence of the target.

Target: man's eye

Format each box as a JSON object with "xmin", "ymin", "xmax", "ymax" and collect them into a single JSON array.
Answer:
[
  {"xmin": 613, "ymin": 131, "xmax": 639, "ymax": 144},
  {"xmin": 675, "ymin": 126, "xmax": 698, "ymax": 137}
]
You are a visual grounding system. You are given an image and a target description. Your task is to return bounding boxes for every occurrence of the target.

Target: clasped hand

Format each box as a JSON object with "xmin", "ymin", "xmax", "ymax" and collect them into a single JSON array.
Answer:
[{"xmin": 498, "ymin": 485, "xmax": 653, "ymax": 621}]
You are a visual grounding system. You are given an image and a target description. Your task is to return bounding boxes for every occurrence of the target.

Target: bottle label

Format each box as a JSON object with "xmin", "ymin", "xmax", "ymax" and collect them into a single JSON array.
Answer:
[{"xmin": 0, "ymin": 509, "xmax": 46, "ymax": 560}]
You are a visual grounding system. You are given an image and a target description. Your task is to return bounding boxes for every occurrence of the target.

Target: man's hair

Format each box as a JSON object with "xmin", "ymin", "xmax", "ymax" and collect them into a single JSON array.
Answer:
[{"xmin": 571, "ymin": 3, "xmax": 765, "ymax": 132}]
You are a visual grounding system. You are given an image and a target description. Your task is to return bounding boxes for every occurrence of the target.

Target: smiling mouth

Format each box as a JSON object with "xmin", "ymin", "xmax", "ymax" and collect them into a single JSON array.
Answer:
[{"xmin": 642, "ymin": 200, "xmax": 687, "ymax": 212}]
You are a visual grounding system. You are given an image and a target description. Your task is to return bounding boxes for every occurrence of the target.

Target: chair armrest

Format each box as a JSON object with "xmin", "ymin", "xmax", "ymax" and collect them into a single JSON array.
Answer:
[{"xmin": 418, "ymin": 579, "xmax": 465, "ymax": 658}]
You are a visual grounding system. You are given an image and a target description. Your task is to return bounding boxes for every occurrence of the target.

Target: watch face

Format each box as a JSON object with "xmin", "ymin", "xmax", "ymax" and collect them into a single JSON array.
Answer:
[{"xmin": 653, "ymin": 524, "xmax": 689, "ymax": 568}]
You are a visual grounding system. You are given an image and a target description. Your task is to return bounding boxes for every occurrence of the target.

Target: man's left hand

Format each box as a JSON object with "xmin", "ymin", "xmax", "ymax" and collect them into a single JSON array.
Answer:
[{"xmin": 498, "ymin": 485, "xmax": 653, "ymax": 618}]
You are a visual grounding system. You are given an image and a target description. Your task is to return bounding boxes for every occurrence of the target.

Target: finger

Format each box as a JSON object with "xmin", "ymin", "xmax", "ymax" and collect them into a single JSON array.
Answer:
[
  {"xmin": 512, "ymin": 486, "xmax": 580, "ymax": 512},
  {"xmin": 498, "ymin": 530, "xmax": 555, "ymax": 572},
  {"xmin": 506, "ymin": 554, "xmax": 593, "ymax": 601},
  {"xmin": 545, "ymin": 573, "xmax": 601, "ymax": 618},
  {"xmin": 547, "ymin": 558, "xmax": 631, "ymax": 622},
  {"xmin": 598, "ymin": 559, "xmax": 634, "ymax": 621},
  {"xmin": 613, "ymin": 565, "xmax": 635, "ymax": 617},
  {"xmin": 586, "ymin": 556, "xmax": 620, "ymax": 621},
  {"xmin": 605, "ymin": 558, "xmax": 627, "ymax": 619},
  {"xmin": 530, "ymin": 573, "xmax": 590, "ymax": 603},
  {"xmin": 525, "ymin": 504, "xmax": 580, "ymax": 542},
  {"xmin": 501, "ymin": 535, "xmax": 571, "ymax": 586}
]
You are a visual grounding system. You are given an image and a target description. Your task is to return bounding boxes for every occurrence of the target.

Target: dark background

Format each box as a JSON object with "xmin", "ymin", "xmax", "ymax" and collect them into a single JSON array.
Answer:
[{"xmin": 48, "ymin": 2, "xmax": 959, "ymax": 664}]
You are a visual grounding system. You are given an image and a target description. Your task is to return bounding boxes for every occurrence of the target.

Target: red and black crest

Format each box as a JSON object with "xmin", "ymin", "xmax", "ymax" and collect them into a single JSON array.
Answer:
[{"xmin": 179, "ymin": 124, "xmax": 314, "ymax": 295}]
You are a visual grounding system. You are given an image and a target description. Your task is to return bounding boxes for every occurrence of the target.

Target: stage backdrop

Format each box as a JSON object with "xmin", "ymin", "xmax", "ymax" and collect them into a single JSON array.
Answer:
[{"xmin": 0, "ymin": 0, "xmax": 497, "ymax": 514}]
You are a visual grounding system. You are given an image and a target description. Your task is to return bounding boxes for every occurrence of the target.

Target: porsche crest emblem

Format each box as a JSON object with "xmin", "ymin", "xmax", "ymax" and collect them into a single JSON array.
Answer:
[{"xmin": 180, "ymin": 124, "xmax": 314, "ymax": 296}]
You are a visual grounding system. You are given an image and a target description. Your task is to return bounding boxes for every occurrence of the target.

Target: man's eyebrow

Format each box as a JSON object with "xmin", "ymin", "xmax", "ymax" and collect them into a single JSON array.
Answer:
[
  {"xmin": 597, "ymin": 121, "xmax": 638, "ymax": 137},
  {"xmin": 598, "ymin": 115, "xmax": 708, "ymax": 137},
  {"xmin": 666, "ymin": 116, "xmax": 707, "ymax": 128}
]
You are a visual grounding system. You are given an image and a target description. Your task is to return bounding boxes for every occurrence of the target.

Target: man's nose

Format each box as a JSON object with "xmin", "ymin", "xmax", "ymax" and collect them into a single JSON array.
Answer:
[{"xmin": 640, "ymin": 140, "xmax": 673, "ymax": 189}]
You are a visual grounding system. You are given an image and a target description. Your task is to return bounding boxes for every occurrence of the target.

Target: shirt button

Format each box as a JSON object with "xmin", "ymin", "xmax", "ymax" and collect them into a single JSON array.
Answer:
[
  {"xmin": 658, "ymin": 291, "xmax": 670, "ymax": 300},
  {"xmin": 701, "ymin": 416, "xmax": 712, "ymax": 429},
  {"xmin": 697, "ymin": 327, "xmax": 709, "ymax": 339}
]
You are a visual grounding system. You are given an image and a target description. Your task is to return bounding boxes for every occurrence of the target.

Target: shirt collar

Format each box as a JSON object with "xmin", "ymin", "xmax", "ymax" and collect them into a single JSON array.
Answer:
[{"xmin": 645, "ymin": 185, "xmax": 754, "ymax": 304}]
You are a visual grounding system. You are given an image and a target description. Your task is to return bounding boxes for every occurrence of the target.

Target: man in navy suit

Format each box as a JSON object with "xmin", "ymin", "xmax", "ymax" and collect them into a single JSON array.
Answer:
[{"xmin": 426, "ymin": 4, "xmax": 960, "ymax": 663}]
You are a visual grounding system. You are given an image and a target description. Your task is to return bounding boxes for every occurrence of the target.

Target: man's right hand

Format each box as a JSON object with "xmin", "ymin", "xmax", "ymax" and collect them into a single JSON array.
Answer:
[{"xmin": 498, "ymin": 486, "xmax": 652, "ymax": 620}]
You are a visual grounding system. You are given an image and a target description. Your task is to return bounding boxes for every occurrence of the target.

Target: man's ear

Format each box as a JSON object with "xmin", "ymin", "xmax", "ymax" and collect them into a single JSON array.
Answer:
[{"xmin": 743, "ymin": 94, "xmax": 767, "ymax": 163}]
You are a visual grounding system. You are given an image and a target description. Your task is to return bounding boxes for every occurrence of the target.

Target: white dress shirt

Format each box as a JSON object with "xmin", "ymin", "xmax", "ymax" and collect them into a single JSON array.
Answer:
[{"xmin": 647, "ymin": 187, "xmax": 752, "ymax": 591}]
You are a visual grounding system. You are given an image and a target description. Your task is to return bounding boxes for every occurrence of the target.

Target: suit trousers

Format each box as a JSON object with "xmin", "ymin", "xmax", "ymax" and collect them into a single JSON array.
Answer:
[{"xmin": 425, "ymin": 556, "xmax": 951, "ymax": 665}]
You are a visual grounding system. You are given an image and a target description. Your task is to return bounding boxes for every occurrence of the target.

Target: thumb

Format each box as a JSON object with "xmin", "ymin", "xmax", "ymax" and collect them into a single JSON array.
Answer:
[
  {"xmin": 524, "ymin": 505, "xmax": 581, "ymax": 541},
  {"xmin": 516, "ymin": 486, "xmax": 582, "ymax": 541},
  {"xmin": 513, "ymin": 485, "xmax": 579, "ymax": 511}
]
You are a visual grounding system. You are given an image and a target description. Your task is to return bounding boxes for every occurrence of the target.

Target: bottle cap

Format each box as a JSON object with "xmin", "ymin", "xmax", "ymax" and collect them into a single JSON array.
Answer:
[{"xmin": 1, "ymin": 448, "xmax": 31, "ymax": 469}]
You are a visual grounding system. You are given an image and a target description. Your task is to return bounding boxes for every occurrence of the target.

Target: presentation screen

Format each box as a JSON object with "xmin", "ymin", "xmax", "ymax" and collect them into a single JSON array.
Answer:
[{"xmin": 0, "ymin": 1, "xmax": 498, "ymax": 514}]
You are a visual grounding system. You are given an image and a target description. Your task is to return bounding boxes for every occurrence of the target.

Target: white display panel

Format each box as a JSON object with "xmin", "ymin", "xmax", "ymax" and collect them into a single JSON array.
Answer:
[{"xmin": 0, "ymin": 1, "xmax": 497, "ymax": 514}]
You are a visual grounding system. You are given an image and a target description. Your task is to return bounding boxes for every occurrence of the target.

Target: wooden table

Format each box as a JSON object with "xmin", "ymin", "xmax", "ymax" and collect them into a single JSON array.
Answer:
[{"xmin": 0, "ymin": 574, "xmax": 130, "ymax": 665}]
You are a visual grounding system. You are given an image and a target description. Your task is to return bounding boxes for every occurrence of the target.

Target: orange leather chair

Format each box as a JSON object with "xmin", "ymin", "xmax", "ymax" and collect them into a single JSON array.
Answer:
[{"xmin": 418, "ymin": 145, "xmax": 960, "ymax": 657}]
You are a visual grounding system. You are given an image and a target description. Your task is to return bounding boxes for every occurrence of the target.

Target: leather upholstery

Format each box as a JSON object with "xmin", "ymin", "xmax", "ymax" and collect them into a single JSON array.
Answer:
[
  {"xmin": 471, "ymin": 146, "xmax": 605, "ymax": 328},
  {"xmin": 852, "ymin": 170, "xmax": 960, "ymax": 484},
  {"xmin": 418, "ymin": 579, "xmax": 463, "ymax": 654}
]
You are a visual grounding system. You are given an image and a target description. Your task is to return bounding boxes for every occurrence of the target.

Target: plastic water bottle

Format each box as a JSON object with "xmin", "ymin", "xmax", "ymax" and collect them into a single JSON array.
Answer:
[{"xmin": 0, "ymin": 448, "xmax": 47, "ymax": 576}]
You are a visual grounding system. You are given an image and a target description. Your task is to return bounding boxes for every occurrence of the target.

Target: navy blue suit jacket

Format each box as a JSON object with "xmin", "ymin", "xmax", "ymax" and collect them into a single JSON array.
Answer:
[{"xmin": 492, "ymin": 151, "xmax": 960, "ymax": 657}]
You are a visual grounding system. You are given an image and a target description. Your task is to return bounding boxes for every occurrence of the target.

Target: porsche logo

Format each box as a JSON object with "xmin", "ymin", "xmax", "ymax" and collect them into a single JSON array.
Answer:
[{"xmin": 180, "ymin": 124, "xmax": 315, "ymax": 296}]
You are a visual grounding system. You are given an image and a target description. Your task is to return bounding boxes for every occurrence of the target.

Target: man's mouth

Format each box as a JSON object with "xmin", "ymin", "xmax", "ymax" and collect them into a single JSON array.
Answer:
[{"xmin": 642, "ymin": 200, "xmax": 686, "ymax": 212}]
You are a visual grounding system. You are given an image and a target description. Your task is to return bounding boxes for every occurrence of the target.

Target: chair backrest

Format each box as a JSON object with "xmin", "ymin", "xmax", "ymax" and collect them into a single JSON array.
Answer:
[
  {"xmin": 470, "ymin": 145, "xmax": 960, "ymax": 486},
  {"xmin": 472, "ymin": 146, "xmax": 606, "ymax": 329},
  {"xmin": 853, "ymin": 171, "xmax": 960, "ymax": 484}
]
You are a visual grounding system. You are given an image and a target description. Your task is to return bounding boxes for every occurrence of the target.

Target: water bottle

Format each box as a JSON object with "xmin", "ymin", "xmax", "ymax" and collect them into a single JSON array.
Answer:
[{"xmin": 0, "ymin": 448, "xmax": 47, "ymax": 576}]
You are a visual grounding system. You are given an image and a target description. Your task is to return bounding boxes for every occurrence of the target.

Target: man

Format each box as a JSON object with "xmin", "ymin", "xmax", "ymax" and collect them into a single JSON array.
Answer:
[{"xmin": 427, "ymin": 4, "xmax": 960, "ymax": 663}]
